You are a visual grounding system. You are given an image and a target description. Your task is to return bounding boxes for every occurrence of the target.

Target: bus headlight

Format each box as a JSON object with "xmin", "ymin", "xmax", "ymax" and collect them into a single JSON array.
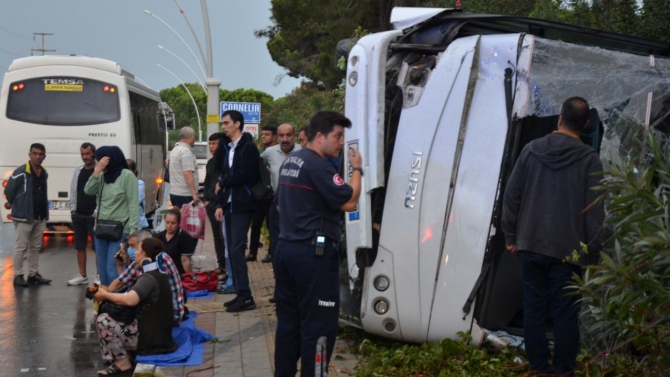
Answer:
[
  {"xmin": 348, "ymin": 71, "xmax": 358, "ymax": 87},
  {"xmin": 373, "ymin": 276, "xmax": 389, "ymax": 292},
  {"xmin": 373, "ymin": 299, "xmax": 389, "ymax": 315}
]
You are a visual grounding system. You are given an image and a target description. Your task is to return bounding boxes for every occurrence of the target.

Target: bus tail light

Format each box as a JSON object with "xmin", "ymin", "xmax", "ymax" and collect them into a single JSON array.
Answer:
[
  {"xmin": 12, "ymin": 83, "xmax": 25, "ymax": 91},
  {"xmin": 2, "ymin": 180, "xmax": 7, "ymax": 188},
  {"xmin": 6, "ymin": 214, "xmax": 11, "ymax": 220},
  {"xmin": 103, "ymin": 86, "xmax": 109, "ymax": 92},
  {"xmin": 156, "ymin": 177, "xmax": 163, "ymax": 185}
]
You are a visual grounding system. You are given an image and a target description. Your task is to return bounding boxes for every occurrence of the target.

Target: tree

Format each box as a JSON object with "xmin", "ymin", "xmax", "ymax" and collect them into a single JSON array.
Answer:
[
  {"xmin": 261, "ymin": 82, "xmax": 344, "ymax": 130},
  {"xmin": 159, "ymin": 84, "xmax": 274, "ymax": 148},
  {"xmin": 640, "ymin": 0, "xmax": 670, "ymax": 43}
]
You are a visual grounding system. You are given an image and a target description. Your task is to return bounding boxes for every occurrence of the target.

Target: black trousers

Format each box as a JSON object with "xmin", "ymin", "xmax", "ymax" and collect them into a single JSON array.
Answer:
[
  {"xmin": 274, "ymin": 240, "xmax": 339, "ymax": 377},
  {"xmin": 224, "ymin": 208, "xmax": 254, "ymax": 300},
  {"xmin": 248, "ymin": 199, "xmax": 271, "ymax": 257},
  {"xmin": 268, "ymin": 204, "xmax": 279, "ymax": 256},
  {"xmin": 205, "ymin": 202, "xmax": 226, "ymax": 269}
]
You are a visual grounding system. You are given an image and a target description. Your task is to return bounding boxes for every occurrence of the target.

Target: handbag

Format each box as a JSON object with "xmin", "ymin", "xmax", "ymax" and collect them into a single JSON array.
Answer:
[
  {"xmin": 94, "ymin": 180, "xmax": 127, "ymax": 241},
  {"xmin": 181, "ymin": 270, "xmax": 219, "ymax": 292},
  {"xmin": 98, "ymin": 288, "xmax": 137, "ymax": 324}
]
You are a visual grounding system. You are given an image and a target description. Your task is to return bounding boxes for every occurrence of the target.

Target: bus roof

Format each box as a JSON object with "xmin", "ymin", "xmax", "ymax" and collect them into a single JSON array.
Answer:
[{"xmin": 7, "ymin": 55, "xmax": 160, "ymax": 99}]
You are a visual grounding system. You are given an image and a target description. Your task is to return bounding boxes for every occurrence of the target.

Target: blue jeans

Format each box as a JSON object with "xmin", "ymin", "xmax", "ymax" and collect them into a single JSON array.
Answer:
[
  {"xmin": 224, "ymin": 208, "xmax": 254, "ymax": 300},
  {"xmin": 520, "ymin": 251, "xmax": 581, "ymax": 376},
  {"xmin": 94, "ymin": 234, "xmax": 127, "ymax": 286}
]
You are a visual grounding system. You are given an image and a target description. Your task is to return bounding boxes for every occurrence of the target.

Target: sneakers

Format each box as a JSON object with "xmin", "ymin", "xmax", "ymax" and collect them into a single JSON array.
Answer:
[
  {"xmin": 67, "ymin": 274, "xmax": 89, "ymax": 286},
  {"xmin": 261, "ymin": 254, "xmax": 273, "ymax": 263},
  {"xmin": 27, "ymin": 273, "xmax": 51, "ymax": 285},
  {"xmin": 226, "ymin": 298, "xmax": 256, "ymax": 313},
  {"xmin": 217, "ymin": 286, "xmax": 235, "ymax": 295},
  {"xmin": 13, "ymin": 275, "xmax": 28, "ymax": 287},
  {"xmin": 245, "ymin": 254, "xmax": 257, "ymax": 262},
  {"xmin": 223, "ymin": 296, "xmax": 239, "ymax": 308},
  {"xmin": 94, "ymin": 275, "xmax": 101, "ymax": 285}
]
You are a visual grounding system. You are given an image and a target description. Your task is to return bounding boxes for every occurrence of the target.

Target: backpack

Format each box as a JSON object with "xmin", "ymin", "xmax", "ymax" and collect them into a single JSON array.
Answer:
[{"xmin": 249, "ymin": 156, "xmax": 274, "ymax": 203}]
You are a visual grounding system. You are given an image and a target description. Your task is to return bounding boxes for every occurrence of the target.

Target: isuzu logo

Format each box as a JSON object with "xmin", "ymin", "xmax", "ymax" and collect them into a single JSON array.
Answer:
[{"xmin": 405, "ymin": 151, "xmax": 423, "ymax": 209}]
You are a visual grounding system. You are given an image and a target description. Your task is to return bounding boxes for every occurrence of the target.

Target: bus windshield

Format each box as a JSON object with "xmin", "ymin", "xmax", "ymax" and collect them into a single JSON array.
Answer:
[{"xmin": 6, "ymin": 77, "xmax": 121, "ymax": 126}]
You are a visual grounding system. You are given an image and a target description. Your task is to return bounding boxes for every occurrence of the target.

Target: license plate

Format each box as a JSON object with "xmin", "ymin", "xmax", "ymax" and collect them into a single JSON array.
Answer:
[{"xmin": 49, "ymin": 201, "xmax": 69, "ymax": 210}]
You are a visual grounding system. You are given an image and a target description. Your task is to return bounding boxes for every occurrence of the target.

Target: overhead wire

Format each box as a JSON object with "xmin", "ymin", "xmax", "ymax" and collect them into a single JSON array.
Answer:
[{"xmin": 0, "ymin": 25, "xmax": 37, "ymax": 44}]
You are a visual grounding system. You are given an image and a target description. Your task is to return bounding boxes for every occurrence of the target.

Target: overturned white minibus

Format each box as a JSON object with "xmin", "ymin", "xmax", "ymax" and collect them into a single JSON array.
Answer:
[{"xmin": 340, "ymin": 7, "xmax": 670, "ymax": 344}]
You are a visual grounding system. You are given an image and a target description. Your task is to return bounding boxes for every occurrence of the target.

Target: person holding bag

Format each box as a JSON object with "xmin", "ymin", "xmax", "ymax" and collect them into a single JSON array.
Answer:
[
  {"xmin": 89, "ymin": 237, "xmax": 178, "ymax": 376},
  {"xmin": 85, "ymin": 146, "xmax": 139, "ymax": 287}
]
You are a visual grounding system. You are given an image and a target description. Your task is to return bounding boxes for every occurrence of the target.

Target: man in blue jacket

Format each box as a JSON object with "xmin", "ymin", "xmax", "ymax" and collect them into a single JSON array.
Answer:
[
  {"xmin": 4, "ymin": 143, "xmax": 53, "ymax": 287},
  {"xmin": 215, "ymin": 110, "xmax": 259, "ymax": 312}
]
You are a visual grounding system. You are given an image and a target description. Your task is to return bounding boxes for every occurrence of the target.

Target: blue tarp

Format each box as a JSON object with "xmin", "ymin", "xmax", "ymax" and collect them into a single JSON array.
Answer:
[
  {"xmin": 186, "ymin": 289, "xmax": 215, "ymax": 299},
  {"xmin": 136, "ymin": 312, "xmax": 213, "ymax": 366}
]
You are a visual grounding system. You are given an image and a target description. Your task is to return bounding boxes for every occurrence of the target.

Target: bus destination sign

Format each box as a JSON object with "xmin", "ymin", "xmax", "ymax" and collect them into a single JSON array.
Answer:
[{"xmin": 42, "ymin": 78, "xmax": 84, "ymax": 92}]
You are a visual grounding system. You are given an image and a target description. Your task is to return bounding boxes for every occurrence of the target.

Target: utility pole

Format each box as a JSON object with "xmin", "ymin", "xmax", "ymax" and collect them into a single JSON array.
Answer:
[
  {"xmin": 200, "ymin": 0, "xmax": 221, "ymax": 157},
  {"xmin": 31, "ymin": 33, "xmax": 56, "ymax": 55}
]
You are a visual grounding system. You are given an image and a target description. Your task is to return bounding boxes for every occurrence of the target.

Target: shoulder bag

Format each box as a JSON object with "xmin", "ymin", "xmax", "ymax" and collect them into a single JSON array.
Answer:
[
  {"xmin": 94, "ymin": 178, "xmax": 127, "ymax": 241},
  {"xmin": 98, "ymin": 287, "xmax": 137, "ymax": 324}
]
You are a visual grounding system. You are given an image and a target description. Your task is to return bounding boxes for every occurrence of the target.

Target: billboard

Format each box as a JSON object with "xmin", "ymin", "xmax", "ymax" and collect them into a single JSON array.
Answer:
[{"xmin": 220, "ymin": 101, "xmax": 261, "ymax": 124}]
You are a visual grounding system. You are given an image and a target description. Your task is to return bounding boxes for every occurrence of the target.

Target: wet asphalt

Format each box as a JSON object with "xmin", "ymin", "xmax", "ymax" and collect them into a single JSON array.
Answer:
[{"xmin": 0, "ymin": 223, "xmax": 103, "ymax": 377}]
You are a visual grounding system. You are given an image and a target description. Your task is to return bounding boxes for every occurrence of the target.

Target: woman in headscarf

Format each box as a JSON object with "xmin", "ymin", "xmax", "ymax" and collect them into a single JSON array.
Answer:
[{"xmin": 85, "ymin": 146, "xmax": 139, "ymax": 286}]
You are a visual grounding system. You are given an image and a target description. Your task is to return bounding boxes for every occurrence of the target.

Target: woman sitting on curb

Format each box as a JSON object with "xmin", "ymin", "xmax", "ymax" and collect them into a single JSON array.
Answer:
[{"xmin": 91, "ymin": 238, "xmax": 178, "ymax": 376}]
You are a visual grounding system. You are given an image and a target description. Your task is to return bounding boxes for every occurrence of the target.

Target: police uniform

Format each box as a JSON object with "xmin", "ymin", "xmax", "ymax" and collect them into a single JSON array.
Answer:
[{"xmin": 274, "ymin": 148, "xmax": 353, "ymax": 377}]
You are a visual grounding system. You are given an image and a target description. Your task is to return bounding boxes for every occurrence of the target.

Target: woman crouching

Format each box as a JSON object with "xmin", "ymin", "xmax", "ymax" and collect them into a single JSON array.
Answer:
[{"xmin": 91, "ymin": 237, "xmax": 178, "ymax": 375}]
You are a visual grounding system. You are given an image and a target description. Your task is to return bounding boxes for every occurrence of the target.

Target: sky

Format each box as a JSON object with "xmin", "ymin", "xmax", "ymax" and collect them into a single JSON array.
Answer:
[{"xmin": 0, "ymin": 0, "xmax": 301, "ymax": 99}]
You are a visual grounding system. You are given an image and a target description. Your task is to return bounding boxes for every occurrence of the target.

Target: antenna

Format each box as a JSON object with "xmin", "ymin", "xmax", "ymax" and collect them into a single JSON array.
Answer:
[{"xmin": 31, "ymin": 33, "xmax": 56, "ymax": 56}]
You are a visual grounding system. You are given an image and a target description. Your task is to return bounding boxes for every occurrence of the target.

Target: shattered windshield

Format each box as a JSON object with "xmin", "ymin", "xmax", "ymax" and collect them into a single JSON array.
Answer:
[{"xmin": 523, "ymin": 38, "xmax": 670, "ymax": 168}]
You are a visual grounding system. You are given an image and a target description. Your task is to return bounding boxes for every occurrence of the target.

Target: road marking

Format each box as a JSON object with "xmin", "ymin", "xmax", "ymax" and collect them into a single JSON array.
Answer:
[
  {"xmin": 38, "ymin": 368, "xmax": 46, "ymax": 371},
  {"xmin": 20, "ymin": 369, "xmax": 29, "ymax": 373}
]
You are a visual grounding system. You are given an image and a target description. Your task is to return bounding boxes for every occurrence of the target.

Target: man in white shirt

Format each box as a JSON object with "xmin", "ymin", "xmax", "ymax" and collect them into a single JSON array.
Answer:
[
  {"xmin": 261, "ymin": 123, "xmax": 301, "ymax": 263},
  {"xmin": 169, "ymin": 127, "xmax": 200, "ymax": 248}
]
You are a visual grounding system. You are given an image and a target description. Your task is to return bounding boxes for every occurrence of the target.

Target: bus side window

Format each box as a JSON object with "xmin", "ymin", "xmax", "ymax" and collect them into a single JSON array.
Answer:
[{"xmin": 131, "ymin": 93, "xmax": 141, "ymax": 144}]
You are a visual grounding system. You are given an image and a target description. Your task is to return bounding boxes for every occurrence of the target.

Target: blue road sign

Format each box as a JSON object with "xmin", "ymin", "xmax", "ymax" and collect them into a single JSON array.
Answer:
[{"xmin": 220, "ymin": 101, "xmax": 262, "ymax": 123}]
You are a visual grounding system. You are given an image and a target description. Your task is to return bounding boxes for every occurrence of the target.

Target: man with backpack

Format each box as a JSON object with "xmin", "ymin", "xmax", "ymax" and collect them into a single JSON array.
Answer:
[{"xmin": 214, "ymin": 110, "xmax": 259, "ymax": 312}]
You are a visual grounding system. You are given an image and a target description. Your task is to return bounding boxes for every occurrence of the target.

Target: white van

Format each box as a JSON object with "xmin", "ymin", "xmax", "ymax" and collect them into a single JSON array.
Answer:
[
  {"xmin": 193, "ymin": 141, "xmax": 207, "ymax": 190},
  {"xmin": 340, "ymin": 7, "xmax": 670, "ymax": 344}
]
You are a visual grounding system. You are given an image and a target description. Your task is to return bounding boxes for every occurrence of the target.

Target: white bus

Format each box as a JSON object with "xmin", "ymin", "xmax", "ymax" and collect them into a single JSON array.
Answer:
[
  {"xmin": 341, "ymin": 8, "xmax": 670, "ymax": 344},
  {"xmin": 0, "ymin": 55, "xmax": 170, "ymax": 233}
]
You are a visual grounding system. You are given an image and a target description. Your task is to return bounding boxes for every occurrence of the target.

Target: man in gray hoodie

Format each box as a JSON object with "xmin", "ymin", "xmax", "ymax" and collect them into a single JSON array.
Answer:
[{"xmin": 502, "ymin": 97, "xmax": 604, "ymax": 376}]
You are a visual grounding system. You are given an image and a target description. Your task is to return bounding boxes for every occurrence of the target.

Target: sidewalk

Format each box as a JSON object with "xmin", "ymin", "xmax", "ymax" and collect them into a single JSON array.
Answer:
[{"xmin": 134, "ymin": 218, "xmax": 358, "ymax": 376}]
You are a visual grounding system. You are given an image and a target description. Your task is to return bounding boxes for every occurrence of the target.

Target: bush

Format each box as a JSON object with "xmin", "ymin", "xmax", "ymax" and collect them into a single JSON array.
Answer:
[{"xmin": 574, "ymin": 135, "xmax": 670, "ymax": 374}]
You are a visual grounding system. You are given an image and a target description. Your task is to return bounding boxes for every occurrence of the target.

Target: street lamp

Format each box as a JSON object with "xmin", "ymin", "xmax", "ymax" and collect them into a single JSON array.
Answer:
[
  {"xmin": 143, "ymin": 10, "xmax": 206, "ymax": 79},
  {"xmin": 171, "ymin": 0, "xmax": 207, "ymax": 64},
  {"xmin": 157, "ymin": 45, "xmax": 207, "ymax": 94},
  {"xmin": 157, "ymin": 64, "xmax": 202, "ymax": 142}
]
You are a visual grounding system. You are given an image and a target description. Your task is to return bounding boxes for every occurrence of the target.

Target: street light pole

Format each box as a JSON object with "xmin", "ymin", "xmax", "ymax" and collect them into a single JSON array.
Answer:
[
  {"xmin": 157, "ymin": 64, "xmax": 202, "ymax": 142},
  {"xmin": 157, "ymin": 45, "xmax": 207, "ymax": 94},
  {"xmin": 144, "ymin": 10, "xmax": 207, "ymax": 79},
  {"xmin": 171, "ymin": 0, "xmax": 207, "ymax": 65},
  {"xmin": 199, "ymin": 0, "xmax": 221, "ymax": 154}
]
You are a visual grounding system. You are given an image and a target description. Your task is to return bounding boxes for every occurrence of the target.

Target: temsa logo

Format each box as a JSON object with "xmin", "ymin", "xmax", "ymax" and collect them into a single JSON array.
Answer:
[{"xmin": 41, "ymin": 78, "xmax": 84, "ymax": 85}]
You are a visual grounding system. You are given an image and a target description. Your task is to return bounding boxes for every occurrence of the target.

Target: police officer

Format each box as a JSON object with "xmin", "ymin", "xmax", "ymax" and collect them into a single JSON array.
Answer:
[{"xmin": 274, "ymin": 111, "xmax": 362, "ymax": 377}]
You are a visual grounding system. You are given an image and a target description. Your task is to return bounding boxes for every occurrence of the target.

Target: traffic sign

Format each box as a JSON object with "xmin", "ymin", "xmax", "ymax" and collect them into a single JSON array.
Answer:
[{"xmin": 220, "ymin": 101, "xmax": 261, "ymax": 124}]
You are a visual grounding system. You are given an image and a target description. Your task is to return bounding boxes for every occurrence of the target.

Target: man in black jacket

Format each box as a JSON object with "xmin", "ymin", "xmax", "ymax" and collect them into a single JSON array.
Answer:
[
  {"xmin": 215, "ymin": 110, "xmax": 258, "ymax": 312},
  {"xmin": 203, "ymin": 133, "xmax": 226, "ymax": 276},
  {"xmin": 502, "ymin": 97, "xmax": 604, "ymax": 376}
]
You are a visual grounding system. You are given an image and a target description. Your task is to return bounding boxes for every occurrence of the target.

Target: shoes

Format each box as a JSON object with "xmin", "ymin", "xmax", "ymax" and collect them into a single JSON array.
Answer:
[
  {"xmin": 13, "ymin": 275, "xmax": 29, "ymax": 287},
  {"xmin": 245, "ymin": 254, "xmax": 257, "ymax": 262},
  {"xmin": 67, "ymin": 274, "xmax": 89, "ymax": 286},
  {"xmin": 224, "ymin": 296, "xmax": 239, "ymax": 308},
  {"xmin": 261, "ymin": 254, "xmax": 273, "ymax": 263},
  {"xmin": 219, "ymin": 274, "xmax": 228, "ymax": 283},
  {"xmin": 27, "ymin": 273, "xmax": 51, "ymax": 285},
  {"xmin": 226, "ymin": 298, "xmax": 256, "ymax": 313},
  {"xmin": 94, "ymin": 275, "xmax": 101, "ymax": 285},
  {"xmin": 217, "ymin": 286, "xmax": 235, "ymax": 295}
]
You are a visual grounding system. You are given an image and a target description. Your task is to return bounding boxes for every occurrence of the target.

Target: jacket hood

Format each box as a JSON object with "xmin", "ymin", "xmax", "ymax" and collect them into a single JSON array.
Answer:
[{"xmin": 528, "ymin": 133, "xmax": 596, "ymax": 170}]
